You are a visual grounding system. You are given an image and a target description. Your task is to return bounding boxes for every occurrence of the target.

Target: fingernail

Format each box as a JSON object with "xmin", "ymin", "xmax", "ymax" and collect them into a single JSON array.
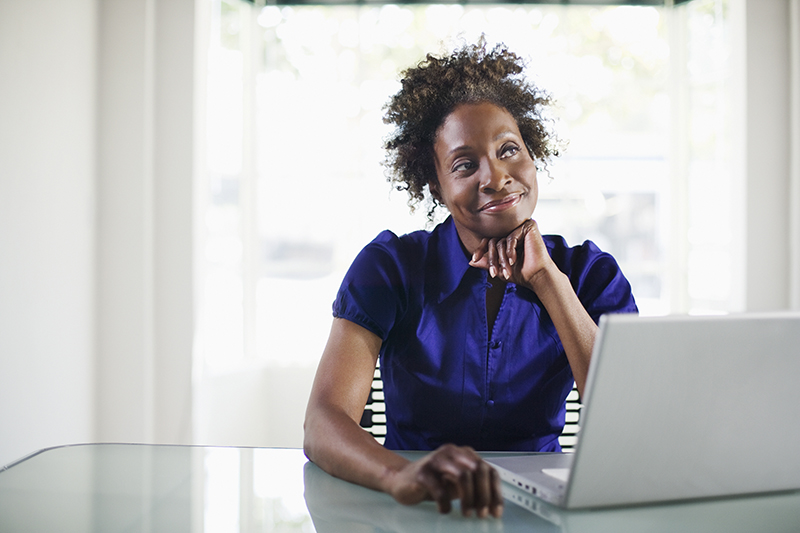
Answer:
[
  {"xmin": 503, "ymin": 269, "xmax": 510, "ymax": 280},
  {"xmin": 490, "ymin": 266, "xmax": 497, "ymax": 278}
]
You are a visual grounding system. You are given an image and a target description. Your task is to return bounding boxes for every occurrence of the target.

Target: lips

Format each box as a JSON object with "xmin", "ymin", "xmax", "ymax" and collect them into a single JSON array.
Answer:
[{"xmin": 479, "ymin": 193, "xmax": 523, "ymax": 212}]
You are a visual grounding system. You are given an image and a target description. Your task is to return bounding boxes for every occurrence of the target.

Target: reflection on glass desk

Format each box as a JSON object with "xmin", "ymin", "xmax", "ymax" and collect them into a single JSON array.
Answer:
[{"xmin": 1, "ymin": 443, "xmax": 799, "ymax": 532}]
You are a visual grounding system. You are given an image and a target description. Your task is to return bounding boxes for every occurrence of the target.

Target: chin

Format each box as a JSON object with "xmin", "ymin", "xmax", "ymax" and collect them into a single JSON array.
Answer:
[
  {"xmin": 501, "ymin": 210, "xmax": 533, "ymax": 228},
  {"xmin": 481, "ymin": 218, "xmax": 528, "ymax": 239}
]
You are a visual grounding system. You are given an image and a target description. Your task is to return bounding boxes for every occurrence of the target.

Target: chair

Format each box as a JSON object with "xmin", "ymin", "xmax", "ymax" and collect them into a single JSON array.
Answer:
[{"xmin": 359, "ymin": 365, "xmax": 387, "ymax": 444}]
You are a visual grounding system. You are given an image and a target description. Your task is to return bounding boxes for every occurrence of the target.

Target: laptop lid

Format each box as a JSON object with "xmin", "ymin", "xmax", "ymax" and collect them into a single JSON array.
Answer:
[{"xmin": 564, "ymin": 312, "xmax": 800, "ymax": 508}]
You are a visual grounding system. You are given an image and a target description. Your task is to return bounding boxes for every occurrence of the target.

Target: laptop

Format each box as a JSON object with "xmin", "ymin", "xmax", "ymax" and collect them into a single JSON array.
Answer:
[{"xmin": 486, "ymin": 312, "xmax": 800, "ymax": 509}]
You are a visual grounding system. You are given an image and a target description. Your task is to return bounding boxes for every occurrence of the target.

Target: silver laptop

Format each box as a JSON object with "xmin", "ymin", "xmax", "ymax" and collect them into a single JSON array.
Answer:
[{"xmin": 486, "ymin": 312, "xmax": 800, "ymax": 509}]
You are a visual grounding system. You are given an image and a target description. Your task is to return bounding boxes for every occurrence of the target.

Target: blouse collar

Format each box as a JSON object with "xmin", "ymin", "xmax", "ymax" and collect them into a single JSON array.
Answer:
[{"xmin": 431, "ymin": 216, "xmax": 479, "ymax": 304}]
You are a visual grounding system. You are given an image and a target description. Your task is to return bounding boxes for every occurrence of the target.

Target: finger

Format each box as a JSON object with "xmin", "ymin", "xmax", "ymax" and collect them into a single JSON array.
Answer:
[
  {"xmin": 436, "ymin": 447, "xmax": 483, "ymax": 517},
  {"xmin": 422, "ymin": 446, "xmax": 477, "ymax": 513},
  {"xmin": 436, "ymin": 494, "xmax": 453, "ymax": 514},
  {"xmin": 471, "ymin": 238, "xmax": 489, "ymax": 264},
  {"xmin": 459, "ymin": 468, "xmax": 475, "ymax": 517},
  {"xmin": 495, "ymin": 240, "xmax": 511, "ymax": 280},
  {"xmin": 472, "ymin": 461, "xmax": 493, "ymax": 518},
  {"xmin": 489, "ymin": 465, "xmax": 504, "ymax": 518},
  {"xmin": 486, "ymin": 239, "xmax": 498, "ymax": 278},
  {"xmin": 436, "ymin": 485, "xmax": 455, "ymax": 515},
  {"xmin": 514, "ymin": 221, "xmax": 536, "ymax": 267},
  {"xmin": 526, "ymin": 219, "xmax": 540, "ymax": 244},
  {"xmin": 417, "ymin": 466, "xmax": 453, "ymax": 514},
  {"xmin": 506, "ymin": 233, "xmax": 518, "ymax": 267},
  {"xmin": 508, "ymin": 219, "xmax": 534, "ymax": 266},
  {"xmin": 523, "ymin": 221, "xmax": 548, "ymax": 264},
  {"xmin": 427, "ymin": 446, "xmax": 485, "ymax": 515}
]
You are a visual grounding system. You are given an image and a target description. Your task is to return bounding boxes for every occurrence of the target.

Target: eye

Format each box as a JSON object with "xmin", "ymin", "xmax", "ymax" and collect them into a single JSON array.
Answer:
[
  {"xmin": 500, "ymin": 143, "xmax": 520, "ymax": 159},
  {"xmin": 452, "ymin": 159, "xmax": 477, "ymax": 173}
]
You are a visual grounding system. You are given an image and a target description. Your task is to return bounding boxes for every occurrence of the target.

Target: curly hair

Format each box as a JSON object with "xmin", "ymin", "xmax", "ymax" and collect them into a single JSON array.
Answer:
[{"xmin": 383, "ymin": 39, "xmax": 559, "ymax": 220}]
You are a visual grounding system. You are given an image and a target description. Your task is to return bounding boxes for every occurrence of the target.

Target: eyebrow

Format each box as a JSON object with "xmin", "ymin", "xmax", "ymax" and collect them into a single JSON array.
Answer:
[
  {"xmin": 446, "ymin": 145, "xmax": 471, "ymax": 158},
  {"xmin": 495, "ymin": 130, "xmax": 517, "ymax": 140}
]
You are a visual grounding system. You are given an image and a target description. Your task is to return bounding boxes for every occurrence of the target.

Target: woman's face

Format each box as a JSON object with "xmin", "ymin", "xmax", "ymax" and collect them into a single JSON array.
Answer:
[{"xmin": 431, "ymin": 102, "xmax": 538, "ymax": 253}]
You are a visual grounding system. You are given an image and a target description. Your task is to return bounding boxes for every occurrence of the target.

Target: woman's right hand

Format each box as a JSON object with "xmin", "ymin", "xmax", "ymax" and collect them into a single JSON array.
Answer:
[
  {"xmin": 385, "ymin": 444, "xmax": 504, "ymax": 518},
  {"xmin": 305, "ymin": 320, "xmax": 503, "ymax": 519}
]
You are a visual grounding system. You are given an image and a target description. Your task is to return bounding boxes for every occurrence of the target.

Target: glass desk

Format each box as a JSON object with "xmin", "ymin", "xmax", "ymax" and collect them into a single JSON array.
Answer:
[{"xmin": 1, "ymin": 443, "xmax": 799, "ymax": 532}]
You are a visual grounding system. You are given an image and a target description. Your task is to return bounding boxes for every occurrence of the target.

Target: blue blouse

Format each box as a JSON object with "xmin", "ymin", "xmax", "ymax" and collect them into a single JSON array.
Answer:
[{"xmin": 333, "ymin": 216, "xmax": 637, "ymax": 452}]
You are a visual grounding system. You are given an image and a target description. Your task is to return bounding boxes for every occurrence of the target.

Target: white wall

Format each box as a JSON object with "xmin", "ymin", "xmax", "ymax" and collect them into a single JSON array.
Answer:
[
  {"xmin": 735, "ymin": 0, "xmax": 796, "ymax": 311},
  {"xmin": 790, "ymin": 0, "xmax": 800, "ymax": 310},
  {"xmin": 95, "ymin": 0, "xmax": 195, "ymax": 447},
  {"xmin": 0, "ymin": 0, "xmax": 97, "ymax": 466},
  {"xmin": 0, "ymin": 0, "xmax": 195, "ymax": 467}
]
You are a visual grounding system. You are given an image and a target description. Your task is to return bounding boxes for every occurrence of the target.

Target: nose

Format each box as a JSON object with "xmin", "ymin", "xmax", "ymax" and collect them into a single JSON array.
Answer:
[{"xmin": 480, "ymin": 159, "xmax": 511, "ymax": 193}]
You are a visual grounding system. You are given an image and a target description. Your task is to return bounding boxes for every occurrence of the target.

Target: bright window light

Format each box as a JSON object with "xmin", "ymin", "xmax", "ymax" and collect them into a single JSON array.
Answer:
[{"xmin": 198, "ymin": 0, "xmax": 731, "ymax": 373}]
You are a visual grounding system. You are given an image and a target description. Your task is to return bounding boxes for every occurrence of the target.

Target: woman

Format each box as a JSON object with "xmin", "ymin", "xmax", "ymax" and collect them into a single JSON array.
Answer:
[{"xmin": 304, "ymin": 41, "xmax": 637, "ymax": 519}]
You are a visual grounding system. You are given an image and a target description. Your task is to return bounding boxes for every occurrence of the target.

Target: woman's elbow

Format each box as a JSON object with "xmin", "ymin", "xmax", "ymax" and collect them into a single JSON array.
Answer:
[{"xmin": 302, "ymin": 409, "xmax": 319, "ymax": 462}]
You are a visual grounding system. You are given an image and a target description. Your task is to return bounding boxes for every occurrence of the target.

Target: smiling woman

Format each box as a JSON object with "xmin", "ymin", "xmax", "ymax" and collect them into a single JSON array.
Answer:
[{"xmin": 302, "ymin": 41, "xmax": 638, "ymax": 518}]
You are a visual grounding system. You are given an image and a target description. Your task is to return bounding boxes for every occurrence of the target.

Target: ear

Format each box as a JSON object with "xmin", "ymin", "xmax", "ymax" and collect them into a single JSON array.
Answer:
[{"xmin": 428, "ymin": 180, "xmax": 443, "ymax": 204}]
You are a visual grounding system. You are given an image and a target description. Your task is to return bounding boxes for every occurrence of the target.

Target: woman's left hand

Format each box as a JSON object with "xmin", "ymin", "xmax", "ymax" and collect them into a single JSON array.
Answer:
[{"xmin": 468, "ymin": 219, "xmax": 554, "ymax": 292}]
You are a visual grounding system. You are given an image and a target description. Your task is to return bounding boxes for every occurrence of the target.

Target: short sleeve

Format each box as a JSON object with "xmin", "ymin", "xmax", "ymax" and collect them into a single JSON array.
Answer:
[
  {"xmin": 555, "ymin": 239, "xmax": 638, "ymax": 323},
  {"xmin": 332, "ymin": 231, "xmax": 408, "ymax": 341}
]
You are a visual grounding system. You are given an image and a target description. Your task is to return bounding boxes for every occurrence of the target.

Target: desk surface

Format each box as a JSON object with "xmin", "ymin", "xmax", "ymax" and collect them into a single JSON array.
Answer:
[{"xmin": 1, "ymin": 443, "xmax": 799, "ymax": 532}]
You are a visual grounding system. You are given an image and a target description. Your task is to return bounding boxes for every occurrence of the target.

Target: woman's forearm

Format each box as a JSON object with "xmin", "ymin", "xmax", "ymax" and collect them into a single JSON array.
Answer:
[
  {"xmin": 529, "ymin": 265, "xmax": 597, "ymax": 397},
  {"xmin": 303, "ymin": 401, "xmax": 410, "ymax": 494}
]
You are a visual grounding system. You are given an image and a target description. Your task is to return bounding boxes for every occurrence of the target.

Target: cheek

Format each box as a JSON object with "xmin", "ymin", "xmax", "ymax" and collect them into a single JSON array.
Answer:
[
  {"xmin": 435, "ymin": 179, "xmax": 466, "ymax": 207},
  {"xmin": 449, "ymin": 184, "xmax": 476, "ymax": 210},
  {"xmin": 528, "ymin": 180, "xmax": 539, "ymax": 212}
]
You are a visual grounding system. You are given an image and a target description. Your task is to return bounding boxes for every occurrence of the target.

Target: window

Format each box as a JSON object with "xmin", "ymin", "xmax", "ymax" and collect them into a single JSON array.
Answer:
[{"xmin": 196, "ymin": 0, "xmax": 731, "ymax": 446}]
